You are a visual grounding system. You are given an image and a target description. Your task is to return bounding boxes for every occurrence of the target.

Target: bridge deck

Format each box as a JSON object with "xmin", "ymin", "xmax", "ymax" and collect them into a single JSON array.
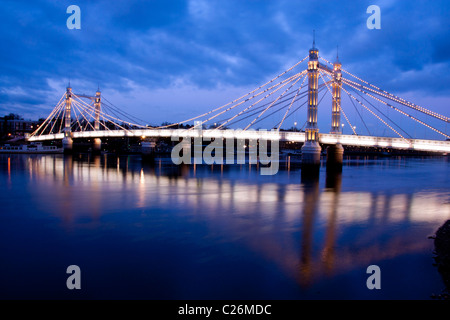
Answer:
[{"xmin": 27, "ymin": 129, "xmax": 450, "ymax": 153}]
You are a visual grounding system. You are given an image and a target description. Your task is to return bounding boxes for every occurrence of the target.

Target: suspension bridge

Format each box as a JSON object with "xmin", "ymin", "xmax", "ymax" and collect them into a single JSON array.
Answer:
[{"xmin": 27, "ymin": 41, "xmax": 450, "ymax": 164}]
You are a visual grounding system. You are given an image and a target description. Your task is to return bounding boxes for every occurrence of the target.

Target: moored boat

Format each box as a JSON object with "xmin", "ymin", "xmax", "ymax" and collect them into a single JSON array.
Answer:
[{"xmin": 0, "ymin": 143, "xmax": 62, "ymax": 154}]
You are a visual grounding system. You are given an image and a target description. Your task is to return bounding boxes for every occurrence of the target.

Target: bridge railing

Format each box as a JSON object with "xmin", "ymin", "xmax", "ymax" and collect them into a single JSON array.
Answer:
[
  {"xmin": 27, "ymin": 129, "xmax": 450, "ymax": 153},
  {"xmin": 320, "ymin": 133, "xmax": 450, "ymax": 153}
]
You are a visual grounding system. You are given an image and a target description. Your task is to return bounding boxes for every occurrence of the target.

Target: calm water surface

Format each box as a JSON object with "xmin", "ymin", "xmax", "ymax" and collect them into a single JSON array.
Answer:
[{"xmin": 0, "ymin": 154, "xmax": 449, "ymax": 299}]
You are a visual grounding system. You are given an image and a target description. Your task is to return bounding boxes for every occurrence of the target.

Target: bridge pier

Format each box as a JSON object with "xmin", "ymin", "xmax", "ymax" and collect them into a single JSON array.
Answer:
[
  {"xmin": 62, "ymin": 85, "xmax": 73, "ymax": 154},
  {"xmin": 301, "ymin": 142, "xmax": 322, "ymax": 165},
  {"xmin": 326, "ymin": 143, "xmax": 344, "ymax": 172},
  {"xmin": 93, "ymin": 138, "xmax": 102, "ymax": 154},
  {"xmin": 62, "ymin": 137, "xmax": 73, "ymax": 154},
  {"xmin": 301, "ymin": 142, "xmax": 321, "ymax": 177},
  {"xmin": 141, "ymin": 138, "xmax": 157, "ymax": 162}
]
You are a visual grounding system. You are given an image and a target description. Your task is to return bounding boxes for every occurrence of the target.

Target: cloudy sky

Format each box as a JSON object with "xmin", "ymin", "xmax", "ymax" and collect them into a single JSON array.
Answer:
[{"xmin": 1, "ymin": 0, "xmax": 449, "ymax": 138}]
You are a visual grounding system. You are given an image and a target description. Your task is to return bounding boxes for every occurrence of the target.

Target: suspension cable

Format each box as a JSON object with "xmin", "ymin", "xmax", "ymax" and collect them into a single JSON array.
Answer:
[
  {"xmin": 344, "ymin": 79, "xmax": 450, "ymax": 139},
  {"xmin": 46, "ymin": 102, "xmax": 65, "ymax": 135},
  {"xmin": 278, "ymin": 74, "xmax": 308, "ymax": 130},
  {"xmin": 244, "ymin": 73, "xmax": 306, "ymax": 130},
  {"xmin": 348, "ymin": 84, "xmax": 412, "ymax": 139},
  {"xmin": 72, "ymin": 98, "xmax": 132, "ymax": 133},
  {"xmin": 155, "ymin": 55, "xmax": 310, "ymax": 129},
  {"xmin": 72, "ymin": 94, "xmax": 147, "ymax": 129},
  {"xmin": 341, "ymin": 85, "xmax": 408, "ymax": 141},
  {"xmin": 209, "ymin": 71, "xmax": 307, "ymax": 131},
  {"xmin": 319, "ymin": 70, "xmax": 356, "ymax": 135},
  {"xmin": 30, "ymin": 96, "xmax": 65, "ymax": 137},
  {"xmin": 213, "ymin": 87, "xmax": 304, "ymax": 124},
  {"xmin": 342, "ymin": 76, "xmax": 450, "ymax": 123},
  {"xmin": 274, "ymin": 85, "xmax": 328, "ymax": 130},
  {"xmin": 71, "ymin": 100, "xmax": 96, "ymax": 131},
  {"xmin": 222, "ymin": 88, "xmax": 310, "ymax": 128},
  {"xmin": 321, "ymin": 71, "xmax": 371, "ymax": 135},
  {"xmin": 102, "ymin": 97, "xmax": 151, "ymax": 127}
]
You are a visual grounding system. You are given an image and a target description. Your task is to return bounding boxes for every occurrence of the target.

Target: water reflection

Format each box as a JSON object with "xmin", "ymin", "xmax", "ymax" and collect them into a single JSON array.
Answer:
[
  {"xmin": 7, "ymin": 156, "xmax": 11, "ymax": 187},
  {"xmin": 322, "ymin": 171, "xmax": 341, "ymax": 276},
  {"xmin": 0, "ymin": 154, "xmax": 449, "ymax": 298},
  {"xmin": 299, "ymin": 173, "xmax": 320, "ymax": 287}
]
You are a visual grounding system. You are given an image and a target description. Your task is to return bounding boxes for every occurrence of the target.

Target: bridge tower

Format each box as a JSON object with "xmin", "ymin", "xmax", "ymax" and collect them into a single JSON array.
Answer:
[
  {"xmin": 327, "ymin": 51, "xmax": 344, "ymax": 171},
  {"xmin": 93, "ymin": 88, "xmax": 102, "ymax": 153},
  {"xmin": 62, "ymin": 85, "xmax": 73, "ymax": 153},
  {"xmin": 301, "ymin": 34, "xmax": 322, "ymax": 169},
  {"xmin": 331, "ymin": 51, "xmax": 342, "ymax": 134}
]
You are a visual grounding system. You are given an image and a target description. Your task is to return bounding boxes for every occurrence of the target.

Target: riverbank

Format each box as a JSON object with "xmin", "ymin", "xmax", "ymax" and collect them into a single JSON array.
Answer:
[{"xmin": 432, "ymin": 220, "xmax": 450, "ymax": 300}]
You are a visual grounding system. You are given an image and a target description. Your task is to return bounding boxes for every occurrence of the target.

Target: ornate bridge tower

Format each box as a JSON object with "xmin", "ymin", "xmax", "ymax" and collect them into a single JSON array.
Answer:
[
  {"xmin": 331, "ymin": 52, "xmax": 342, "ymax": 134},
  {"xmin": 93, "ymin": 88, "xmax": 102, "ymax": 153},
  {"xmin": 62, "ymin": 85, "xmax": 73, "ymax": 153},
  {"xmin": 327, "ymin": 51, "xmax": 344, "ymax": 172},
  {"xmin": 301, "ymin": 35, "xmax": 322, "ymax": 168}
]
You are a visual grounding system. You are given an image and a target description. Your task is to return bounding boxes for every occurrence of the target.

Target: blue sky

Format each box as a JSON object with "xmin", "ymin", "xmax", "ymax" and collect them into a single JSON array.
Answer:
[{"xmin": 1, "ymin": 0, "xmax": 449, "ymax": 138}]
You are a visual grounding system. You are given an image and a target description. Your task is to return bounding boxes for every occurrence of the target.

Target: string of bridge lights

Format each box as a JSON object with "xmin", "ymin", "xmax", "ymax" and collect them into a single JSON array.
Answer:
[{"xmin": 29, "ymin": 52, "xmax": 449, "ymax": 144}]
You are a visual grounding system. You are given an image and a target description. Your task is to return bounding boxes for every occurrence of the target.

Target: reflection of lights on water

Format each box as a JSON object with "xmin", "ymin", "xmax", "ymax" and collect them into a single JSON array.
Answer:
[
  {"xmin": 17, "ymin": 155, "xmax": 450, "ymax": 289},
  {"xmin": 7, "ymin": 157, "xmax": 11, "ymax": 185},
  {"xmin": 94, "ymin": 156, "xmax": 100, "ymax": 168},
  {"xmin": 26, "ymin": 156, "xmax": 450, "ymax": 226},
  {"xmin": 137, "ymin": 168, "xmax": 146, "ymax": 208},
  {"xmin": 140, "ymin": 168, "xmax": 145, "ymax": 184}
]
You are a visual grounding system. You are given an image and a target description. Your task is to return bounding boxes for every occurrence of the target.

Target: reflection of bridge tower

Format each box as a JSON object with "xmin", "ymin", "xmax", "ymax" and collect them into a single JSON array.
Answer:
[
  {"xmin": 327, "ymin": 51, "xmax": 344, "ymax": 171},
  {"xmin": 322, "ymin": 170, "xmax": 342, "ymax": 274},
  {"xmin": 299, "ymin": 172, "xmax": 320, "ymax": 287},
  {"xmin": 93, "ymin": 88, "xmax": 102, "ymax": 153},
  {"xmin": 62, "ymin": 85, "xmax": 73, "ymax": 153},
  {"xmin": 301, "ymin": 34, "xmax": 322, "ymax": 168}
]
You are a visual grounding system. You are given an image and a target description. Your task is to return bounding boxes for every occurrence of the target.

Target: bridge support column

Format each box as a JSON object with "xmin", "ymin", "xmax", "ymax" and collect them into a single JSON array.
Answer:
[
  {"xmin": 301, "ymin": 40, "xmax": 321, "ymax": 172},
  {"xmin": 94, "ymin": 89, "xmax": 101, "ymax": 131},
  {"xmin": 326, "ymin": 50, "xmax": 344, "ymax": 172},
  {"xmin": 326, "ymin": 143, "xmax": 344, "ymax": 172},
  {"xmin": 141, "ymin": 138, "xmax": 157, "ymax": 161},
  {"xmin": 331, "ymin": 52, "xmax": 342, "ymax": 135},
  {"xmin": 91, "ymin": 88, "xmax": 102, "ymax": 154},
  {"xmin": 63, "ymin": 85, "xmax": 73, "ymax": 154},
  {"xmin": 62, "ymin": 137, "xmax": 73, "ymax": 154},
  {"xmin": 301, "ymin": 143, "xmax": 321, "ymax": 177},
  {"xmin": 93, "ymin": 138, "xmax": 102, "ymax": 154}
]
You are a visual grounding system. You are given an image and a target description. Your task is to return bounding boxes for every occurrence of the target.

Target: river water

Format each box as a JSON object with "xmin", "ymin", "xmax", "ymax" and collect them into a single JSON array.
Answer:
[{"xmin": 0, "ymin": 154, "xmax": 449, "ymax": 299}]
